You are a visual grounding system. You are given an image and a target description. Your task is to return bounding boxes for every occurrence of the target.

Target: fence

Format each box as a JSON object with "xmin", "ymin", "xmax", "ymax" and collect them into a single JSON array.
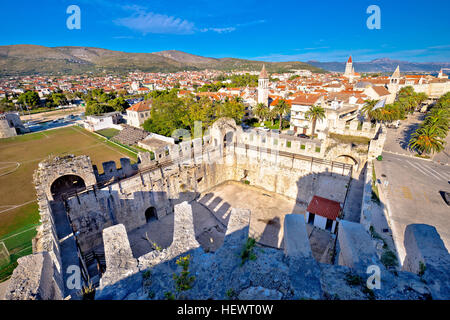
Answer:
[
  {"xmin": 0, "ymin": 224, "xmax": 39, "ymax": 282},
  {"xmin": 0, "ymin": 242, "xmax": 10, "ymax": 268}
]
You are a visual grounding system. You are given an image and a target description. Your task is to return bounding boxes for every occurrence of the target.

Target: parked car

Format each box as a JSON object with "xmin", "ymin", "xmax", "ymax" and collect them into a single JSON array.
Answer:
[
  {"xmin": 387, "ymin": 120, "xmax": 400, "ymax": 129},
  {"xmin": 297, "ymin": 133, "xmax": 309, "ymax": 139},
  {"xmin": 258, "ymin": 127, "xmax": 270, "ymax": 132},
  {"xmin": 271, "ymin": 129, "xmax": 280, "ymax": 134}
]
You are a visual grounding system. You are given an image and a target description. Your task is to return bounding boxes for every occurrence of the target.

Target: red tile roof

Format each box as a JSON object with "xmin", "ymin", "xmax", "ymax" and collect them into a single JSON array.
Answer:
[
  {"xmin": 371, "ymin": 86, "xmax": 390, "ymax": 97},
  {"xmin": 307, "ymin": 195, "xmax": 341, "ymax": 220},
  {"xmin": 127, "ymin": 100, "xmax": 152, "ymax": 112},
  {"xmin": 291, "ymin": 93, "xmax": 323, "ymax": 106}
]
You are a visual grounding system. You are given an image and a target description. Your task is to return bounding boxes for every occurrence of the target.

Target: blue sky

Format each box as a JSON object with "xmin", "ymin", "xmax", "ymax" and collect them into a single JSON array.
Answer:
[{"xmin": 1, "ymin": 0, "xmax": 449, "ymax": 62}]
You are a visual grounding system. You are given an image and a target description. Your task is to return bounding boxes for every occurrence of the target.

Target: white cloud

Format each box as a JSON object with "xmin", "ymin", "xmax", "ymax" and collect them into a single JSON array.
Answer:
[
  {"xmin": 114, "ymin": 12, "xmax": 195, "ymax": 35},
  {"xmin": 200, "ymin": 27, "xmax": 236, "ymax": 33}
]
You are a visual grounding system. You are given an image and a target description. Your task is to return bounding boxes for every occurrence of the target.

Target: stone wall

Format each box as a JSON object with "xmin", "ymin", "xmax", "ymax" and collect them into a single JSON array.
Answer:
[
  {"xmin": 5, "ymin": 251, "xmax": 63, "ymax": 300},
  {"xmin": 360, "ymin": 161, "xmax": 374, "ymax": 231},
  {"xmin": 329, "ymin": 120, "xmax": 380, "ymax": 139},
  {"xmin": 93, "ymin": 202, "xmax": 448, "ymax": 300},
  {"xmin": 10, "ymin": 118, "xmax": 448, "ymax": 300}
]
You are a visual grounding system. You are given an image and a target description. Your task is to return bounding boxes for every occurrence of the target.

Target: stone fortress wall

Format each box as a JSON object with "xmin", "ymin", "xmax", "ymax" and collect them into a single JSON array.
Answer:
[
  {"xmin": 6, "ymin": 118, "xmax": 448, "ymax": 300},
  {"xmin": 0, "ymin": 112, "xmax": 29, "ymax": 139}
]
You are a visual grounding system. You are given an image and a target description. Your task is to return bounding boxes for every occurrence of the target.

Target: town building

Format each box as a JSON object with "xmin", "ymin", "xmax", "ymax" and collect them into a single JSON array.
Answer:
[
  {"xmin": 126, "ymin": 100, "xmax": 152, "ymax": 128},
  {"xmin": 83, "ymin": 112, "xmax": 122, "ymax": 132},
  {"xmin": 257, "ymin": 65, "xmax": 270, "ymax": 107},
  {"xmin": 305, "ymin": 195, "xmax": 341, "ymax": 233}
]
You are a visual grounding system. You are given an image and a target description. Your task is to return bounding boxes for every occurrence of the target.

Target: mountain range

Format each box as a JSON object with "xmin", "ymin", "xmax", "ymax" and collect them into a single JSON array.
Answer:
[
  {"xmin": 1, "ymin": 45, "xmax": 448, "ymax": 76},
  {"xmin": 307, "ymin": 58, "xmax": 450, "ymax": 73},
  {"xmin": 0, "ymin": 45, "xmax": 325, "ymax": 76}
]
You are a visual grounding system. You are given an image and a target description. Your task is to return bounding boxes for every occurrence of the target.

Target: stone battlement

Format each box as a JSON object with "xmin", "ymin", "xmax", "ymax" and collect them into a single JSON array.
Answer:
[{"xmin": 5, "ymin": 118, "xmax": 447, "ymax": 300}]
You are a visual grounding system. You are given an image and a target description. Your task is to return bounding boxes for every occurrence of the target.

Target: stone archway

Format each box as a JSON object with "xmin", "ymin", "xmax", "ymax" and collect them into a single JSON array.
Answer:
[
  {"xmin": 210, "ymin": 117, "xmax": 242, "ymax": 149},
  {"xmin": 145, "ymin": 206, "xmax": 158, "ymax": 222},
  {"xmin": 50, "ymin": 175, "xmax": 86, "ymax": 200},
  {"xmin": 34, "ymin": 155, "xmax": 98, "ymax": 201},
  {"xmin": 336, "ymin": 155, "xmax": 358, "ymax": 166}
]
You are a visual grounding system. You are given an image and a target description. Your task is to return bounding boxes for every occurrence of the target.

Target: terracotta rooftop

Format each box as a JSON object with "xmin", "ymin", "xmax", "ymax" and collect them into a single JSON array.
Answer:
[
  {"xmin": 127, "ymin": 100, "xmax": 152, "ymax": 112},
  {"xmin": 371, "ymin": 86, "xmax": 391, "ymax": 97},
  {"xmin": 306, "ymin": 195, "xmax": 341, "ymax": 220},
  {"xmin": 291, "ymin": 93, "xmax": 323, "ymax": 106}
]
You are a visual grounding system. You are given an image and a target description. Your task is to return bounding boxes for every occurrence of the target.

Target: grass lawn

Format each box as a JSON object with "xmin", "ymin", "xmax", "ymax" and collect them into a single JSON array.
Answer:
[
  {"xmin": 329, "ymin": 133, "xmax": 371, "ymax": 145},
  {"xmin": 96, "ymin": 128, "xmax": 120, "ymax": 139},
  {"xmin": 250, "ymin": 119, "xmax": 290, "ymax": 130},
  {"xmin": 0, "ymin": 125, "xmax": 138, "ymax": 255}
]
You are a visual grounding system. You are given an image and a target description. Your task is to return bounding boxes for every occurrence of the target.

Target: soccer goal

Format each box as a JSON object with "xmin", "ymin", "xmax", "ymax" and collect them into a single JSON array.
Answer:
[{"xmin": 0, "ymin": 241, "xmax": 10, "ymax": 268}]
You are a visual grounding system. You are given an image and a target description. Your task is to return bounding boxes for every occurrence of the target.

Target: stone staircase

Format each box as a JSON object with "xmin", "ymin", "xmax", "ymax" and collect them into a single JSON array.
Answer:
[{"xmin": 113, "ymin": 125, "xmax": 149, "ymax": 146}]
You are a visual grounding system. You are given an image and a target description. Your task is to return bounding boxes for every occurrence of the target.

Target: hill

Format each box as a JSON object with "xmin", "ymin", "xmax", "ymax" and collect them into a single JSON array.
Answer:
[
  {"xmin": 0, "ymin": 45, "xmax": 325, "ymax": 76},
  {"xmin": 307, "ymin": 58, "xmax": 450, "ymax": 73}
]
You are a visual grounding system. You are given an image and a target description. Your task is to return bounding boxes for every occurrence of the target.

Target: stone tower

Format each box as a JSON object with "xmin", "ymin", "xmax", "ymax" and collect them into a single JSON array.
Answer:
[
  {"xmin": 258, "ymin": 64, "xmax": 269, "ymax": 107},
  {"xmin": 388, "ymin": 65, "xmax": 401, "ymax": 93},
  {"xmin": 344, "ymin": 56, "xmax": 353, "ymax": 77},
  {"xmin": 390, "ymin": 65, "xmax": 401, "ymax": 84}
]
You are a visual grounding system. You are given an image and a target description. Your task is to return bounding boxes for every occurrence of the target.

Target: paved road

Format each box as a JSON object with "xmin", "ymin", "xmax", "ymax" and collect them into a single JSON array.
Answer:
[
  {"xmin": 374, "ymin": 152, "xmax": 450, "ymax": 265},
  {"xmin": 383, "ymin": 112, "xmax": 450, "ymax": 165}
]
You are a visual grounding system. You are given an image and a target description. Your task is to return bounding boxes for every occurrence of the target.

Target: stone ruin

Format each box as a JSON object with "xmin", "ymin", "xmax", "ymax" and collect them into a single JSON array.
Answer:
[{"xmin": 4, "ymin": 118, "xmax": 450, "ymax": 300}]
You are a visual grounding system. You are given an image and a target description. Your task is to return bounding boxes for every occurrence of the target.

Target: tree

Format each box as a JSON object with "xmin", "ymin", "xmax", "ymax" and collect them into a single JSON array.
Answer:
[
  {"xmin": 143, "ymin": 94, "xmax": 186, "ymax": 136},
  {"xmin": 109, "ymin": 96, "xmax": 130, "ymax": 113},
  {"xmin": 85, "ymin": 101, "xmax": 113, "ymax": 116},
  {"xmin": 0, "ymin": 97, "xmax": 16, "ymax": 113},
  {"xmin": 408, "ymin": 125, "xmax": 445, "ymax": 155},
  {"xmin": 274, "ymin": 99, "xmax": 290, "ymax": 131},
  {"xmin": 305, "ymin": 105, "xmax": 326, "ymax": 138},
  {"xmin": 216, "ymin": 98, "xmax": 245, "ymax": 124},
  {"xmin": 361, "ymin": 99, "xmax": 379, "ymax": 122},
  {"xmin": 267, "ymin": 108, "xmax": 278, "ymax": 126},
  {"xmin": 253, "ymin": 103, "xmax": 269, "ymax": 122},
  {"xmin": 47, "ymin": 92, "xmax": 68, "ymax": 108},
  {"xmin": 180, "ymin": 96, "xmax": 216, "ymax": 135},
  {"xmin": 17, "ymin": 91, "xmax": 40, "ymax": 108}
]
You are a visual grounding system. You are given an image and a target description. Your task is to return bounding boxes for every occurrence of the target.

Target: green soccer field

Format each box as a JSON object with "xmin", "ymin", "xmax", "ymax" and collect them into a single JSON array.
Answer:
[{"xmin": 0, "ymin": 125, "xmax": 138, "ymax": 281}]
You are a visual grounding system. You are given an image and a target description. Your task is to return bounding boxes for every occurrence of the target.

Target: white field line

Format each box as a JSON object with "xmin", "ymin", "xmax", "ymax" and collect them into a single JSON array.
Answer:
[
  {"xmin": 70, "ymin": 126, "xmax": 133, "ymax": 159},
  {"xmin": 0, "ymin": 200, "xmax": 36, "ymax": 215},
  {"xmin": 0, "ymin": 226, "xmax": 37, "ymax": 242},
  {"xmin": 13, "ymin": 245, "xmax": 33, "ymax": 255},
  {"xmin": 0, "ymin": 162, "xmax": 20, "ymax": 177}
]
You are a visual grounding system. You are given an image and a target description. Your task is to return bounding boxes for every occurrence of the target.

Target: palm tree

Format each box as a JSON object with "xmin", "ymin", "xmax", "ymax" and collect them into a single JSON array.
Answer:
[
  {"xmin": 361, "ymin": 99, "xmax": 378, "ymax": 122},
  {"xmin": 253, "ymin": 103, "xmax": 268, "ymax": 122},
  {"xmin": 274, "ymin": 99, "xmax": 290, "ymax": 131},
  {"xmin": 408, "ymin": 125, "xmax": 446, "ymax": 155},
  {"xmin": 424, "ymin": 108, "xmax": 449, "ymax": 134},
  {"xmin": 267, "ymin": 108, "xmax": 278, "ymax": 126},
  {"xmin": 305, "ymin": 105, "xmax": 326, "ymax": 138}
]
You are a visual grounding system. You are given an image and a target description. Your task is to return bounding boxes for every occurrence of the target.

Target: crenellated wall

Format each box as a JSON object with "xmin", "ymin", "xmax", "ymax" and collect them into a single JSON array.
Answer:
[{"xmin": 10, "ymin": 118, "xmax": 443, "ymax": 300}]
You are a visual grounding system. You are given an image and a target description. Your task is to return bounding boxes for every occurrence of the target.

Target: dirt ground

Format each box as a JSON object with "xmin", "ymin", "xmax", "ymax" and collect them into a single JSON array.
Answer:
[
  {"xmin": 128, "ymin": 180, "xmax": 336, "ymax": 262},
  {"xmin": 19, "ymin": 106, "xmax": 85, "ymax": 122}
]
